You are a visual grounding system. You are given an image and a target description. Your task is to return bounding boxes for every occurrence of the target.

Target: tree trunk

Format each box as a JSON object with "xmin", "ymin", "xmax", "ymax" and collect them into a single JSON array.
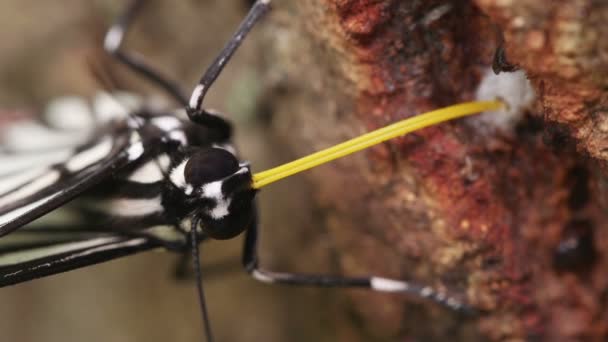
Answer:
[{"xmin": 258, "ymin": 0, "xmax": 608, "ymax": 340}]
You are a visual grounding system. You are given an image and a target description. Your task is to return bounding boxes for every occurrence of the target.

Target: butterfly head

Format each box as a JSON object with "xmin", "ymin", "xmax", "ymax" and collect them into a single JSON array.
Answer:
[{"xmin": 171, "ymin": 147, "xmax": 256, "ymax": 240}]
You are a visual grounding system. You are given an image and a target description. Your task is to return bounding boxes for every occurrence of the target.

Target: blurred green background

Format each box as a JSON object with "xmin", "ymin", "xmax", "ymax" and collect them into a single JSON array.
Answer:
[{"xmin": 0, "ymin": 1, "xmax": 339, "ymax": 341}]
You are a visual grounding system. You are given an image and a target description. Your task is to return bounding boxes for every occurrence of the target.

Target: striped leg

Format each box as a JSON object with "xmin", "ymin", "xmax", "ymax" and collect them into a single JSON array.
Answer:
[
  {"xmin": 104, "ymin": 0, "xmax": 189, "ymax": 106},
  {"xmin": 187, "ymin": 0, "xmax": 271, "ymax": 117},
  {"xmin": 242, "ymin": 215, "xmax": 474, "ymax": 314}
]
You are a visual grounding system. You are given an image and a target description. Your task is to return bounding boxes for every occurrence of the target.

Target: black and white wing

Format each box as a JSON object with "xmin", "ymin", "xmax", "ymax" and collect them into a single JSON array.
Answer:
[
  {"xmin": 0, "ymin": 99, "xmax": 148, "ymax": 237},
  {"xmin": 0, "ymin": 220, "xmax": 184, "ymax": 286}
]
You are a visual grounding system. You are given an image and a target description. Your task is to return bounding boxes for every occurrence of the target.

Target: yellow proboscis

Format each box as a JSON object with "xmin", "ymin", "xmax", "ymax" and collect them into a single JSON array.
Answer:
[{"xmin": 252, "ymin": 100, "xmax": 504, "ymax": 189}]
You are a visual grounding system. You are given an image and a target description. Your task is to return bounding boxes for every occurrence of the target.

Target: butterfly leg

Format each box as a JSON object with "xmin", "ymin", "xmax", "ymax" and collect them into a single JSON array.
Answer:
[
  {"xmin": 186, "ymin": 0, "xmax": 271, "ymax": 127},
  {"xmin": 104, "ymin": 0, "xmax": 189, "ymax": 106},
  {"xmin": 241, "ymin": 214, "xmax": 475, "ymax": 314}
]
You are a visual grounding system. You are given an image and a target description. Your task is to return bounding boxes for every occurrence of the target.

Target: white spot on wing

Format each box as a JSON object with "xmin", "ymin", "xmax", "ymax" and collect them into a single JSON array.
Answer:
[
  {"xmin": 157, "ymin": 154, "xmax": 171, "ymax": 170},
  {"xmin": 127, "ymin": 141, "xmax": 144, "ymax": 161},
  {"xmin": 65, "ymin": 137, "xmax": 113, "ymax": 172},
  {"xmin": 125, "ymin": 132, "xmax": 145, "ymax": 161}
]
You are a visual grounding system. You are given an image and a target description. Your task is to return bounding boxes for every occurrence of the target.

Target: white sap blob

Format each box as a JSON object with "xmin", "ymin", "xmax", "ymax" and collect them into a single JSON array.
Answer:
[{"xmin": 474, "ymin": 69, "xmax": 536, "ymax": 132}]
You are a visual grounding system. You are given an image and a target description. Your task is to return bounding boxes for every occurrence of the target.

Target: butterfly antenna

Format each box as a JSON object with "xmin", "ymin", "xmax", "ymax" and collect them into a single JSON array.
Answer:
[{"xmin": 191, "ymin": 218, "xmax": 214, "ymax": 342}]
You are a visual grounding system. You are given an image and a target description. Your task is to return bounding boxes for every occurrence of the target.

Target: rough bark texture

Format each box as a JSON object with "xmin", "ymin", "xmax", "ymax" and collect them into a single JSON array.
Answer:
[
  {"xmin": 477, "ymin": 0, "xmax": 608, "ymax": 169},
  {"xmin": 259, "ymin": 0, "xmax": 608, "ymax": 340}
]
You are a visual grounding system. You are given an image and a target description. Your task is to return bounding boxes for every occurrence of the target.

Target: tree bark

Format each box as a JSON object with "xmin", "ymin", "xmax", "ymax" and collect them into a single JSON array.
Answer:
[{"xmin": 258, "ymin": 0, "xmax": 608, "ymax": 340}]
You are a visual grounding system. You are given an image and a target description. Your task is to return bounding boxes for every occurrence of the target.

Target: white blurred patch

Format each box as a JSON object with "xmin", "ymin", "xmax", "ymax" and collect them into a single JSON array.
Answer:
[
  {"xmin": 93, "ymin": 91, "xmax": 142, "ymax": 123},
  {"xmin": 104, "ymin": 26, "xmax": 124, "ymax": 52},
  {"xmin": 44, "ymin": 96, "xmax": 95, "ymax": 131},
  {"xmin": 0, "ymin": 148, "xmax": 72, "ymax": 177},
  {"xmin": 1, "ymin": 122, "xmax": 89, "ymax": 152},
  {"xmin": 474, "ymin": 69, "xmax": 536, "ymax": 132}
]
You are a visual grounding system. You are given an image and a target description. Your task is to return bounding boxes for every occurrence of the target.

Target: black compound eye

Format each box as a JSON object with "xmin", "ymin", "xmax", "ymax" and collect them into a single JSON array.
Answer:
[{"xmin": 184, "ymin": 148, "xmax": 239, "ymax": 187}]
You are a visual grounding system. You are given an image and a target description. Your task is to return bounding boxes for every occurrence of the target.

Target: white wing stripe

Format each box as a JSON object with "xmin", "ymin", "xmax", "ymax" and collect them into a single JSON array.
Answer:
[
  {"xmin": 65, "ymin": 137, "xmax": 113, "ymax": 172},
  {"xmin": 0, "ymin": 167, "xmax": 47, "ymax": 195},
  {"xmin": 0, "ymin": 148, "xmax": 72, "ymax": 177},
  {"xmin": 169, "ymin": 159, "xmax": 188, "ymax": 189},
  {"xmin": 0, "ymin": 193, "xmax": 61, "ymax": 228},
  {"xmin": 127, "ymin": 160, "xmax": 164, "ymax": 183},
  {"xmin": 0, "ymin": 171, "xmax": 60, "ymax": 208}
]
